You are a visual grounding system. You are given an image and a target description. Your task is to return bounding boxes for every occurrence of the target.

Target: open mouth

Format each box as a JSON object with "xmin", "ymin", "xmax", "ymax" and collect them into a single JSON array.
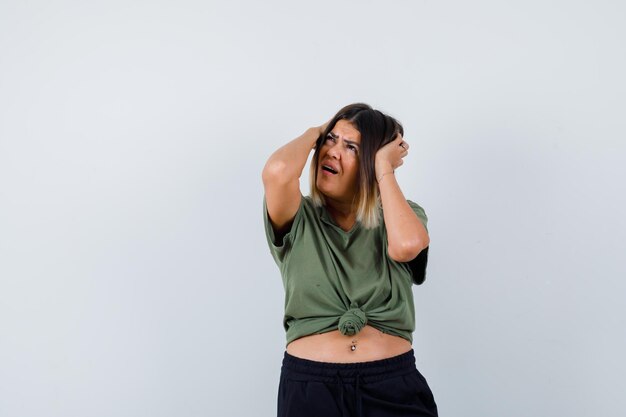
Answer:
[{"xmin": 321, "ymin": 164, "xmax": 338, "ymax": 174}]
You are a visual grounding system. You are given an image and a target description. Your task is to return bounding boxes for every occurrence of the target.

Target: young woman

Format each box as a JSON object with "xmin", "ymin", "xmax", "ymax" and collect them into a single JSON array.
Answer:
[{"xmin": 262, "ymin": 103, "xmax": 438, "ymax": 417}]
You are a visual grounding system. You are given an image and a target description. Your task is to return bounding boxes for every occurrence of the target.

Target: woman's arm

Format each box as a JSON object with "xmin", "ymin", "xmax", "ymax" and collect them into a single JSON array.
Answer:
[
  {"xmin": 375, "ymin": 134, "xmax": 430, "ymax": 262},
  {"xmin": 262, "ymin": 124, "xmax": 326, "ymax": 234}
]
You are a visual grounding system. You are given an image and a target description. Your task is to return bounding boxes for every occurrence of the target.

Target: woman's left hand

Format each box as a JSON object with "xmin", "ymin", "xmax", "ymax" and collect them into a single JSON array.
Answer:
[
  {"xmin": 374, "ymin": 133, "xmax": 428, "ymax": 262},
  {"xmin": 375, "ymin": 133, "xmax": 409, "ymax": 179}
]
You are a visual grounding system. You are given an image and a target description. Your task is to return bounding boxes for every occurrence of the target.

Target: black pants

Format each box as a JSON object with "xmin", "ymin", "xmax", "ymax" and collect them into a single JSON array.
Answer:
[{"xmin": 277, "ymin": 349, "xmax": 438, "ymax": 417}]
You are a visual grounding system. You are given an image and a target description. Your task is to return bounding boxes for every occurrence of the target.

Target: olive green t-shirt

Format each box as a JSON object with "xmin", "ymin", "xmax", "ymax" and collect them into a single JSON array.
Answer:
[{"xmin": 263, "ymin": 196, "xmax": 429, "ymax": 347}]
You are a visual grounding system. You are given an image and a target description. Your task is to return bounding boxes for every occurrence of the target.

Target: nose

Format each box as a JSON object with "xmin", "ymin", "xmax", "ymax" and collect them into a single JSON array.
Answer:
[{"xmin": 327, "ymin": 142, "xmax": 341, "ymax": 159}]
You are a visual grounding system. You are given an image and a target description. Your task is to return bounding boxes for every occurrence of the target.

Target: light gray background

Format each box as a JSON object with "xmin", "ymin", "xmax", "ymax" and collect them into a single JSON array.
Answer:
[{"xmin": 1, "ymin": 1, "xmax": 624, "ymax": 416}]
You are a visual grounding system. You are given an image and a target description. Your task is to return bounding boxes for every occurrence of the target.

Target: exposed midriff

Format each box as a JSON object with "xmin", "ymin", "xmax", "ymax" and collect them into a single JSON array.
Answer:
[{"xmin": 286, "ymin": 325, "xmax": 412, "ymax": 363}]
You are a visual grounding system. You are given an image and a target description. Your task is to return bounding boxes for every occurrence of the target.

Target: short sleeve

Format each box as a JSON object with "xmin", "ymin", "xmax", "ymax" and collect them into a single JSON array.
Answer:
[
  {"xmin": 262, "ymin": 195, "xmax": 305, "ymax": 265},
  {"xmin": 406, "ymin": 200, "xmax": 429, "ymax": 285},
  {"xmin": 407, "ymin": 200, "xmax": 428, "ymax": 232}
]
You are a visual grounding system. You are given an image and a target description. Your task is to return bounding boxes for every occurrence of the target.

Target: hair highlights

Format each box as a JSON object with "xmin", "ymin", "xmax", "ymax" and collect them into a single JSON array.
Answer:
[{"xmin": 309, "ymin": 103, "xmax": 404, "ymax": 228}]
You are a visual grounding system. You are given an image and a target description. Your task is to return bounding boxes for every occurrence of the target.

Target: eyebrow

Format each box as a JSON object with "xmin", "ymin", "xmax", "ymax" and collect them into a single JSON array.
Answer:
[{"xmin": 328, "ymin": 131, "xmax": 360, "ymax": 147}]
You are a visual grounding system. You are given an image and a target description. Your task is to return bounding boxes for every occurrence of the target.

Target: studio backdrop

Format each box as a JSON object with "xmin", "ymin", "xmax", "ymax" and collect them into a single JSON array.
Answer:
[{"xmin": 1, "ymin": 1, "xmax": 624, "ymax": 416}]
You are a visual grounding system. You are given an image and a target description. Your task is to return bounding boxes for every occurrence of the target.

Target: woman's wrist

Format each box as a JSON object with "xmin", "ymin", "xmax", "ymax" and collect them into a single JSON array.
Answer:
[
  {"xmin": 376, "ymin": 171, "xmax": 395, "ymax": 184},
  {"xmin": 309, "ymin": 126, "xmax": 322, "ymax": 135},
  {"xmin": 300, "ymin": 127, "xmax": 320, "ymax": 149},
  {"xmin": 375, "ymin": 159, "xmax": 394, "ymax": 179}
]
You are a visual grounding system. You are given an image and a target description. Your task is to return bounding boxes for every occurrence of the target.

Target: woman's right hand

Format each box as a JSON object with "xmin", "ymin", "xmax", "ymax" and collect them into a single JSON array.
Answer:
[
  {"xmin": 312, "ymin": 120, "xmax": 331, "ymax": 148},
  {"xmin": 263, "ymin": 122, "xmax": 327, "ymax": 235}
]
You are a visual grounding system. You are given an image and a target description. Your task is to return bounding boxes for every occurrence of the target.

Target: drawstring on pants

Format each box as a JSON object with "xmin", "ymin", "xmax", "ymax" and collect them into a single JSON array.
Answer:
[
  {"xmin": 335, "ymin": 371, "xmax": 363, "ymax": 417},
  {"xmin": 356, "ymin": 373, "xmax": 362, "ymax": 417},
  {"xmin": 279, "ymin": 349, "xmax": 438, "ymax": 417}
]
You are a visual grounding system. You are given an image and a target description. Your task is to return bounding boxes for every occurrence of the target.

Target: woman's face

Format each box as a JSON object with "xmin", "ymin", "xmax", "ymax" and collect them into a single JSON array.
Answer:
[{"xmin": 316, "ymin": 119, "xmax": 361, "ymax": 204}]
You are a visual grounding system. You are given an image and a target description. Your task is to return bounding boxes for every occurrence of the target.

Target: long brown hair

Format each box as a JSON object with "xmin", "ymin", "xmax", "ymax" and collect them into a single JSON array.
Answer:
[{"xmin": 309, "ymin": 103, "xmax": 404, "ymax": 228}]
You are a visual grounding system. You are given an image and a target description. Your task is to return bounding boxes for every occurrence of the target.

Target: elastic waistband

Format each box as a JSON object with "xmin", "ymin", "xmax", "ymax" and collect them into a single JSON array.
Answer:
[{"xmin": 281, "ymin": 349, "xmax": 416, "ymax": 382}]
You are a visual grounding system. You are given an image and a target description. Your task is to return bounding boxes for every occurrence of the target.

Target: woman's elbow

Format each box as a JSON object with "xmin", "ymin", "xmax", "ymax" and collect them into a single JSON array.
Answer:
[
  {"xmin": 262, "ymin": 159, "xmax": 289, "ymax": 186},
  {"xmin": 388, "ymin": 237, "xmax": 429, "ymax": 263}
]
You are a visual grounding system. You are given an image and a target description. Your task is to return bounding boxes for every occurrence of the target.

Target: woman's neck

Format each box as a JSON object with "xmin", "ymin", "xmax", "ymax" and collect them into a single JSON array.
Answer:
[{"xmin": 325, "ymin": 199, "xmax": 357, "ymax": 232}]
